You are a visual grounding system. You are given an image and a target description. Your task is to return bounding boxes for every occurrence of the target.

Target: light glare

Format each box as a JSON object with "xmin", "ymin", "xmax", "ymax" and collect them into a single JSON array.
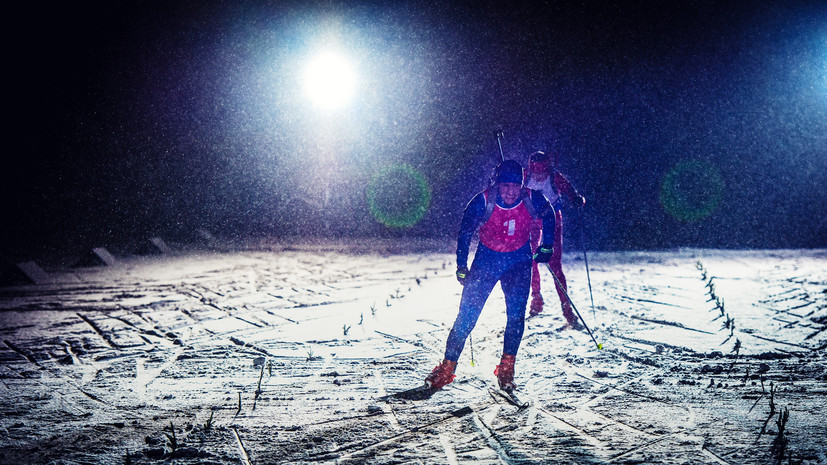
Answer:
[{"xmin": 303, "ymin": 51, "xmax": 357, "ymax": 111}]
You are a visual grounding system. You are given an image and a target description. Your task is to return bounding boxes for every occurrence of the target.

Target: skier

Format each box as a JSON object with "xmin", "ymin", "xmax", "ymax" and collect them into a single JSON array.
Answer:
[
  {"xmin": 425, "ymin": 160, "xmax": 556, "ymax": 391},
  {"xmin": 524, "ymin": 150, "xmax": 586, "ymax": 325}
]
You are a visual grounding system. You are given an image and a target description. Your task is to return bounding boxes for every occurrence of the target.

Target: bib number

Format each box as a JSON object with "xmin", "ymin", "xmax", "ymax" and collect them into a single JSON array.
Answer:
[{"xmin": 504, "ymin": 219, "xmax": 516, "ymax": 236}]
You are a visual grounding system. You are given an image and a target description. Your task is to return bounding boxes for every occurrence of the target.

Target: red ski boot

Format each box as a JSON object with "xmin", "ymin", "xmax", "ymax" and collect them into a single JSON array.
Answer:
[
  {"xmin": 494, "ymin": 354, "xmax": 516, "ymax": 390},
  {"xmin": 424, "ymin": 360, "xmax": 457, "ymax": 389}
]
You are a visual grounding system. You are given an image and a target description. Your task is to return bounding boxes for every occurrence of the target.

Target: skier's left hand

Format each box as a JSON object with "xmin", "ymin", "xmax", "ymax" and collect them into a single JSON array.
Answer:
[
  {"xmin": 533, "ymin": 245, "xmax": 553, "ymax": 263},
  {"xmin": 456, "ymin": 266, "xmax": 470, "ymax": 285}
]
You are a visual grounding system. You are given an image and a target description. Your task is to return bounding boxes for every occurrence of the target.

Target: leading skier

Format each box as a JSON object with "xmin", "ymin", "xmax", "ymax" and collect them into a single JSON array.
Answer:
[{"xmin": 425, "ymin": 160, "xmax": 556, "ymax": 391}]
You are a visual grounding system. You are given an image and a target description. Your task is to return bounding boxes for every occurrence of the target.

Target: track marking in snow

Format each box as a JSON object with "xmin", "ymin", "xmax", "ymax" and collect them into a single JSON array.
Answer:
[
  {"xmin": 530, "ymin": 400, "xmax": 606, "ymax": 452},
  {"xmin": 280, "ymin": 410, "xmax": 390, "ymax": 430},
  {"xmin": 759, "ymin": 288, "xmax": 803, "ymax": 303},
  {"xmin": 4, "ymin": 339, "xmax": 43, "ymax": 367},
  {"xmin": 607, "ymin": 432, "xmax": 730, "ymax": 465},
  {"xmin": 105, "ymin": 314, "xmax": 183, "ymax": 348},
  {"xmin": 746, "ymin": 333, "xmax": 815, "ymax": 350},
  {"xmin": 233, "ymin": 315, "xmax": 264, "ymax": 328},
  {"xmin": 228, "ymin": 336, "xmax": 272, "ymax": 356},
  {"xmin": 3, "ymin": 340, "xmax": 134, "ymax": 411},
  {"xmin": 313, "ymin": 406, "xmax": 474, "ymax": 462},
  {"xmin": 262, "ymin": 308, "xmax": 300, "ymax": 325},
  {"xmin": 76, "ymin": 313, "xmax": 120, "ymax": 349},
  {"xmin": 133, "ymin": 346, "xmax": 186, "ymax": 391},
  {"xmin": 520, "ymin": 404, "xmax": 539, "ymax": 433},
  {"xmin": 374, "ymin": 329, "xmax": 439, "ymax": 354},
  {"xmin": 606, "ymin": 434, "xmax": 674, "ymax": 462},
  {"xmin": 605, "ymin": 331, "xmax": 692, "ymax": 352},
  {"xmin": 471, "ymin": 410, "xmax": 513, "ymax": 464},
  {"xmin": 621, "ymin": 296, "xmax": 691, "ymax": 309},
  {"xmin": 582, "ymin": 406, "xmax": 659, "ymax": 437},
  {"xmin": 483, "ymin": 403, "xmax": 501, "ymax": 425},
  {"xmin": 701, "ymin": 441, "xmax": 733, "ymax": 465},
  {"xmin": 438, "ymin": 433, "xmax": 460, "ymax": 465},
  {"xmin": 371, "ymin": 368, "xmax": 401, "ymax": 429},
  {"xmin": 0, "ymin": 364, "xmax": 90, "ymax": 415},
  {"xmin": 542, "ymin": 357, "xmax": 703, "ymax": 454},
  {"xmin": 78, "ymin": 363, "xmax": 101, "ymax": 387},
  {"xmin": 573, "ymin": 371, "xmax": 671, "ymax": 405},
  {"xmin": 572, "ymin": 367, "xmax": 699, "ymax": 433},
  {"xmin": 629, "ymin": 315, "xmax": 715, "ymax": 334}
]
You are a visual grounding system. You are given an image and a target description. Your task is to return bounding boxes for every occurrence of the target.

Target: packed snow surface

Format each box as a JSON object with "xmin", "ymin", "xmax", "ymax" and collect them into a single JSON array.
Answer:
[{"xmin": 1, "ymin": 239, "xmax": 825, "ymax": 464}]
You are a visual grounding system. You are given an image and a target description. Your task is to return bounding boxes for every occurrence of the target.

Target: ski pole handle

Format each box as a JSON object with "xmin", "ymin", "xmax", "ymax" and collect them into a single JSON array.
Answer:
[{"xmin": 494, "ymin": 129, "xmax": 505, "ymax": 162}]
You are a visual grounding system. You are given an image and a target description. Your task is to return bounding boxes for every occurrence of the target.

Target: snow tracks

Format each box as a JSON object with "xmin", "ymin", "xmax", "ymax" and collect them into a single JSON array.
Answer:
[{"xmin": 0, "ymin": 246, "xmax": 825, "ymax": 464}]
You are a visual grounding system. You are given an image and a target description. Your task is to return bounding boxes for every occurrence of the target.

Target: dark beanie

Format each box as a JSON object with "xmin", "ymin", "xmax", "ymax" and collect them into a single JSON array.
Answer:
[{"xmin": 494, "ymin": 160, "xmax": 523, "ymax": 185}]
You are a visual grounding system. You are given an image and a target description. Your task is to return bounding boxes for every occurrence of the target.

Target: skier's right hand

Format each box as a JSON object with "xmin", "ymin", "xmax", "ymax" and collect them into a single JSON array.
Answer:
[{"xmin": 456, "ymin": 266, "xmax": 470, "ymax": 285}]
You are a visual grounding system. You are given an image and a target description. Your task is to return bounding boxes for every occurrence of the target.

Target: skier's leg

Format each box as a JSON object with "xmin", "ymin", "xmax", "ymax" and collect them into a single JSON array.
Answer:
[
  {"xmin": 500, "ymin": 261, "xmax": 531, "ymax": 357},
  {"xmin": 443, "ymin": 268, "xmax": 498, "ymax": 362},
  {"xmin": 496, "ymin": 261, "xmax": 531, "ymax": 389},
  {"xmin": 550, "ymin": 210, "xmax": 575, "ymax": 324}
]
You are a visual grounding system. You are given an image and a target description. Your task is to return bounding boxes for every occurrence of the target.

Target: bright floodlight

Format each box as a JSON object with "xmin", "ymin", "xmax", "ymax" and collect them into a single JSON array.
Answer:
[{"xmin": 303, "ymin": 51, "xmax": 357, "ymax": 111}]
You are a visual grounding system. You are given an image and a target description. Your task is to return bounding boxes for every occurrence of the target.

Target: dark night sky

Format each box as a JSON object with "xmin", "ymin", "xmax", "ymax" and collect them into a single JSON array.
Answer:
[{"xmin": 4, "ymin": 0, "xmax": 826, "ymax": 263}]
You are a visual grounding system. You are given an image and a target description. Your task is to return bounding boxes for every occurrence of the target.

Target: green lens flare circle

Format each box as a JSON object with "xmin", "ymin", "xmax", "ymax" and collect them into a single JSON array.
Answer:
[
  {"xmin": 367, "ymin": 164, "xmax": 431, "ymax": 228},
  {"xmin": 660, "ymin": 160, "xmax": 724, "ymax": 222}
]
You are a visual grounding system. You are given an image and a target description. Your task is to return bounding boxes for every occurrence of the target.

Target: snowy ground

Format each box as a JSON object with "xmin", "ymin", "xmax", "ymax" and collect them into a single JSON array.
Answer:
[{"xmin": 1, "ymin": 239, "xmax": 825, "ymax": 464}]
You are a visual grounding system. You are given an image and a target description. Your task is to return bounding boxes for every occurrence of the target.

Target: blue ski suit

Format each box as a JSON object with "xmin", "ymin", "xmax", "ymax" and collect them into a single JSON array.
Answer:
[{"xmin": 443, "ymin": 187, "xmax": 556, "ymax": 362}]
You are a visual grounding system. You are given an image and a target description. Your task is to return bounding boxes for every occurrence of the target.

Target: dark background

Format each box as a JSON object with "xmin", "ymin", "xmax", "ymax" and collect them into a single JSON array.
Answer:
[{"xmin": 5, "ymin": 0, "xmax": 826, "ymax": 264}]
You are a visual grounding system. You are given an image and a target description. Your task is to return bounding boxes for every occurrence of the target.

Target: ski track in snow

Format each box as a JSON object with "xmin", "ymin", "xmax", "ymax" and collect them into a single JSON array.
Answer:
[{"xmin": 0, "ymin": 242, "xmax": 825, "ymax": 464}]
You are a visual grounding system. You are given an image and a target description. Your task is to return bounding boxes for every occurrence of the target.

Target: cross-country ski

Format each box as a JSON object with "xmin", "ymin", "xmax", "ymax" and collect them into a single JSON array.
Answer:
[
  {"xmin": 490, "ymin": 387, "xmax": 530, "ymax": 409},
  {"xmin": 379, "ymin": 384, "xmax": 441, "ymax": 401}
]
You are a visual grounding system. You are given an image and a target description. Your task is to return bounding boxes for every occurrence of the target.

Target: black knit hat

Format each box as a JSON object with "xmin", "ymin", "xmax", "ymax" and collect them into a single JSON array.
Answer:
[{"xmin": 494, "ymin": 160, "xmax": 523, "ymax": 185}]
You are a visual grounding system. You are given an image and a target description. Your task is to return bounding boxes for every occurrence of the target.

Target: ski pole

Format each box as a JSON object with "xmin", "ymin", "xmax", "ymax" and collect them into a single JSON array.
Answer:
[
  {"xmin": 544, "ymin": 262, "xmax": 603, "ymax": 350},
  {"xmin": 469, "ymin": 334, "xmax": 475, "ymax": 366},
  {"xmin": 579, "ymin": 210, "xmax": 596, "ymax": 320},
  {"xmin": 494, "ymin": 129, "xmax": 505, "ymax": 162}
]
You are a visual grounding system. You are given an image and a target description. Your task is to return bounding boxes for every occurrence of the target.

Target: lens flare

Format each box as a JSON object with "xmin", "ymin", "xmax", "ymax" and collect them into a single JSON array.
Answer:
[
  {"xmin": 660, "ymin": 160, "xmax": 724, "ymax": 222},
  {"xmin": 367, "ymin": 164, "xmax": 431, "ymax": 228}
]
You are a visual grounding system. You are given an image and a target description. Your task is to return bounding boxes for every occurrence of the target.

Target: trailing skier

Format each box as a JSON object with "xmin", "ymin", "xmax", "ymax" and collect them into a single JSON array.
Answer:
[
  {"xmin": 524, "ymin": 150, "xmax": 586, "ymax": 323},
  {"xmin": 425, "ymin": 160, "xmax": 556, "ymax": 391}
]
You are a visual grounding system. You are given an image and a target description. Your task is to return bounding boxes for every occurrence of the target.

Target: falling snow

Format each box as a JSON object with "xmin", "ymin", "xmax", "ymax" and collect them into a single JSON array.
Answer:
[{"xmin": 4, "ymin": 2, "xmax": 827, "ymax": 463}]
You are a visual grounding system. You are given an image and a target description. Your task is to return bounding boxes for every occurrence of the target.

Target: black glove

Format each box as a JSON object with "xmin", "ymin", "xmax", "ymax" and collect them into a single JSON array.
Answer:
[
  {"xmin": 533, "ymin": 245, "xmax": 553, "ymax": 263},
  {"xmin": 456, "ymin": 266, "xmax": 470, "ymax": 285}
]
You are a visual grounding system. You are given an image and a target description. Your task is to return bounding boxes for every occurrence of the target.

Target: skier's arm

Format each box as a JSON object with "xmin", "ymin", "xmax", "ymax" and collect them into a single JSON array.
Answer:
[
  {"xmin": 530, "ymin": 190, "xmax": 556, "ymax": 246},
  {"xmin": 456, "ymin": 193, "xmax": 486, "ymax": 269},
  {"xmin": 554, "ymin": 172, "xmax": 586, "ymax": 207}
]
